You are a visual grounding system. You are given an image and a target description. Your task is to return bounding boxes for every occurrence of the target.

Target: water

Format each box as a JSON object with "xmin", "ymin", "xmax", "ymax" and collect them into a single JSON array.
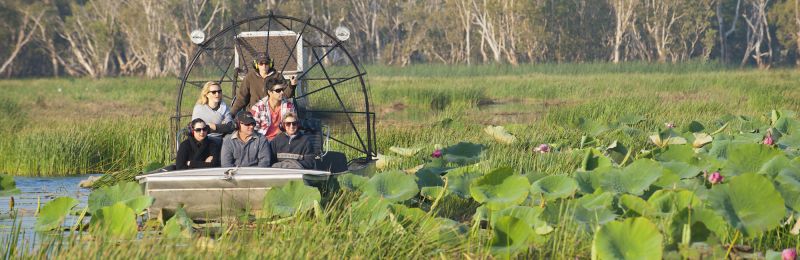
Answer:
[{"xmin": 0, "ymin": 174, "xmax": 98, "ymax": 247}]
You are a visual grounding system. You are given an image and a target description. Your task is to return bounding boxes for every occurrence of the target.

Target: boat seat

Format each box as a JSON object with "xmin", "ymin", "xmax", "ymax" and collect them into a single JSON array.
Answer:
[{"xmin": 302, "ymin": 118, "xmax": 347, "ymax": 173}]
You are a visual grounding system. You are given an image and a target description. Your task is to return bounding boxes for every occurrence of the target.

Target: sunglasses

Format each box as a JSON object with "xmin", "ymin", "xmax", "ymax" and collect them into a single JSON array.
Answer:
[
  {"xmin": 284, "ymin": 121, "xmax": 298, "ymax": 126},
  {"xmin": 193, "ymin": 127, "xmax": 208, "ymax": 132},
  {"xmin": 240, "ymin": 122, "xmax": 256, "ymax": 126},
  {"xmin": 209, "ymin": 90, "xmax": 222, "ymax": 94},
  {"xmin": 271, "ymin": 88, "xmax": 285, "ymax": 93}
]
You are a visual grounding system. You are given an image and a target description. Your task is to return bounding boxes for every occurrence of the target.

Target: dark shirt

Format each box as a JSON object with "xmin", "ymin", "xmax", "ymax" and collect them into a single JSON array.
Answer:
[
  {"xmin": 176, "ymin": 137, "xmax": 221, "ymax": 170},
  {"xmin": 269, "ymin": 132, "xmax": 315, "ymax": 169}
]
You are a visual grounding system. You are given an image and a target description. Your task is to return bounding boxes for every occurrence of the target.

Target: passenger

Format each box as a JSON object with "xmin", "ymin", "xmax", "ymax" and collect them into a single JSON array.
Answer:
[
  {"xmin": 230, "ymin": 52, "xmax": 297, "ymax": 115},
  {"xmin": 270, "ymin": 113, "xmax": 314, "ymax": 169},
  {"xmin": 192, "ymin": 81, "xmax": 233, "ymax": 143},
  {"xmin": 176, "ymin": 118, "xmax": 220, "ymax": 170},
  {"xmin": 250, "ymin": 79, "xmax": 296, "ymax": 141},
  {"xmin": 220, "ymin": 111, "xmax": 273, "ymax": 167}
]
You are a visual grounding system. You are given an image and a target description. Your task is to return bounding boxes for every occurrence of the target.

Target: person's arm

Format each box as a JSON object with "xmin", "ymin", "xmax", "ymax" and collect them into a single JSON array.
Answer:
[
  {"xmin": 220, "ymin": 137, "xmax": 235, "ymax": 167},
  {"xmin": 175, "ymin": 141, "xmax": 190, "ymax": 170},
  {"xmin": 284, "ymin": 75, "xmax": 298, "ymax": 98},
  {"xmin": 299, "ymin": 137, "xmax": 315, "ymax": 169},
  {"xmin": 215, "ymin": 121, "xmax": 236, "ymax": 134},
  {"xmin": 206, "ymin": 142, "xmax": 221, "ymax": 167},
  {"xmin": 257, "ymin": 138, "xmax": 273, "ymax": 167}
]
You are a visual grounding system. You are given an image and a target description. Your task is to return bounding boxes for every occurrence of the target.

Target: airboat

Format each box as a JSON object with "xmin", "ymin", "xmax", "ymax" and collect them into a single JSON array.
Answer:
[{"xmin": 135, "ymin": 14, "xmax": 377, "ymax": 219}]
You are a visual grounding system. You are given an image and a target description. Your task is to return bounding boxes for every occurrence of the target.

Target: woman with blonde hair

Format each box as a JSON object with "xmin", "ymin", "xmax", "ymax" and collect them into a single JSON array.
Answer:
[{"xmin": 192, "ymin": 81, "xmax": 233, "ymax": 142}]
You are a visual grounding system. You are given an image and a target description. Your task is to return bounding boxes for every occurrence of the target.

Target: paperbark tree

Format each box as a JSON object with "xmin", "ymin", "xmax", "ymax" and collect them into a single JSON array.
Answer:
[{"xmin": 0, "ymin": 1, "xmax": 45, "ymax": 76}]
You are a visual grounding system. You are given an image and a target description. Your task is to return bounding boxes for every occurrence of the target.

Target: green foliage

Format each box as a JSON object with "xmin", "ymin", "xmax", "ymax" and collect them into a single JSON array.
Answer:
[
  {"xmin": 442, "ymin": 142, "xmax": 483, "ymax": 165},
  {"xmin": 88, "ymin": 181, "xmax": 145, "ymax": 213},
  {"xmin": 89, "ymin": 202, "xmax": 138, "ymax": 239},
  {"xmin": 592, "ymin": 218, "xmax": 663, "ymax": 260},
  {"xmin": 469, "ymin": 167, "xmax": 530, "ymax": 210},
  {"xmin": 262, "ymin": 180, "xmax": 322, "ymax": 218},
  {"xmin": 337, "ymin": 173, "xmax": 368, "ymax": 192},
  {"xmin": 708, "ymin": 173, "xmax": 786, "ymax": 238},
  {"xmin": 361, "ymin": 171, "xmax": 419, "ymax": 203},
  {"xmin": 0, "ymin": 174, "xmax": 20, "ymax": 196},
  {"xmin": 530, "ymin": 175, "xmax": 578, "ymax": 201},
  {"xmin": 34, "ymin": 197, "xmax": 79, "ymax": 232},
  {"xmin": 162, "ymin": 206, "xmax": 192, "ymax": 239}
]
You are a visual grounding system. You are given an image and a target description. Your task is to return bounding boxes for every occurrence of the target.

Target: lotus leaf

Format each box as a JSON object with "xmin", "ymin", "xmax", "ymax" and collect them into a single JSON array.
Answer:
[
  {"xmin": 420, "ymin": 186, "xmax": 447, "ymax": 201},
  {"xmin": 757, "ymin": 155, "xmax": 795, "ymax": 179},
  {"xmin": 575, "ymin": 168, "xmax": 608, "ymax": 194},
  {"xmin": 667, "ymin": 207, "xmax": 728, "ymax": 246},
  {"xmin": 89, "ymin": 202, "xmax": 138, "ymax": 239},
  {"xmin": 778, "ymin": 134, "xmax": 800, "ymax": 149},
  {"xmin": 581, "ymin": 148, "xmax": 612, "ymax": 171},
  {"xmin": 618, "ymin": 194, "xmax": 655, "ymax": 217},
  {"xmin": 573, "ymin": 192, "xmax": 617, "ymax": 228},
  {"xmin": 351, "ymin": 197, "xmax": 390, "ymax": 233},
  {"xmin": 389, "ymin": 146, "xmax": 421, "ymax": 157},
  {"xmin": 773, "ymin": 117, "xmax": 800, "ymax": 135},
  {"xmin": 427, "ymin": 217, "xmax": 467, "ymax": 246},
  {"xmin": 598, "ymin": 159, "xmax": 662, "ymax": 195},
  {"xmin": 653, "ymin": 144, "xmax": 695, "ymax": 164},
  {"xmin": 442, "ymin": 142, "xmax": 483, "ymax": 165},
  {"xmin": 162, "ymin": 206, "xmax": 192, "ymax": 239},
  {"xmin": 88, "ymin": 181, "xmax": 144, "ymax": 213},
  {"xmin": 661, "ymin": 161, "xmax": 702, "ymax": 179},
  {"xmin": 490, "ymin": 215, "xmax": 534, "ymax": 256},
  {"xmin": 684, "ymin": 121, "xmax": 706, "ymax": 133},
  {"xmin": 263, "ymin": 180, "xmax": 321, "ymax": 217},
  {"xmin": 605, "ymin": 141, "xmax": 629, "ymax": 165},
  {"xmin": 415, "ymin": 167, "xmax": 445, "ymax": 188},
  {"xmin": 619, "ymin": 114, "xmax": 645, "ymax": 125},
  {"xmin": 592, "ymin": 217, "xmax": 663, "ymax": 260},
  {"xmin": 34, "ymin": 197, "xmax": 79, "ymax": 232},
  {"xmin": 723, "ymin": 143, "xmax": 782, "ymax": 176},
  {"xmin": 530, "ymin": 175, "xmax": 577, "ymax": 201},
  {"xmin": 124, "ymin": 196, "xmax": 154, "ymax": 215},
  {"xmin": 574, "ymin": 118, "xmax": 611, "ymax": 137},
  {"xmin": 775, "ymin": 168, "xmax": 800, "ymax": 212},
  {"xmin": 491, "ymin": 206, "xmax": 552, "ymax": 235},
  {"xmin": 337, "ymin": 173, "xmax": 368, "ymax": 192},
  {"xmin": 692, "ymin": 133, "xmax": 713, "ymax": 148},
  {"xmin": 650, "ymin": 129, "xmax": 687, "ymax": 148},
  {"xmin": 708, "ymin": 173, "xmax": 785, "ymax": 237},
  {"xmin": 470, "ymin": 168, "xmax": 530, "ymax": 210},
  {"xmin": 361, "ymin": 171, "xmax": 419, "ymax": 203},
  {"xmin": 375, "ymin": 153, "xmax": 393, "ymax": 170},
  {"xmin": 0, "ymin": 174, "xmax": 20, "ymax": 196},
  {"xmin": 647, "ymin": 190, "xmax": 700, "ymax": 216},
  {"xmin": 389, "ymin": 204, "xmax": 427, "ymax": 227},
  {"xmin": 445, "ymin": 166, "xmax": 482, "ymax": 198},
  {"xmin": 484, "ymin": 125, "xmax": 516, "ymax": 144}
]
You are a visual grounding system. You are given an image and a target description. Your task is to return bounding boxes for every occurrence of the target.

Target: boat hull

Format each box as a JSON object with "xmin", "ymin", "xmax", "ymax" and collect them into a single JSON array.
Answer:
[{"xmin": 135, "ymin": 167, "xmax": 332, "ymax": 220}]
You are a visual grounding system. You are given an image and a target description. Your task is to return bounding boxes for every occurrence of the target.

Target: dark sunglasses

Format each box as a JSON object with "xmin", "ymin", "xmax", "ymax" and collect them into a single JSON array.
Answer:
[
  {"xmin": 193, "ymin": 127, "xmax": 208, "ymax": 132},
  {"xmin": 284, "ymin": 121, "xmax": 298, "ymax": 126},
  {"xmin": 209, "ymin": 90, "xmax": 222, "ymax": 94},
  {"xmin": 240, "ymin": 122, "xmax": 256, "ymax": 126},
  {"xmin": 271, "ymin": 88, "xmax": 285, "ymax": 93}
]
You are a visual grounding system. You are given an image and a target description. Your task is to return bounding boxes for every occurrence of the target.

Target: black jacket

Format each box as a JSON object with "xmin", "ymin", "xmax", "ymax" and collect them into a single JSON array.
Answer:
[
  {"xmin": 270, "ymin": 132, "xmax": 315, "ymax": 169},
  {"xmin": 176, "ymin": 137, "xmax": 221, "ymax": 170}
]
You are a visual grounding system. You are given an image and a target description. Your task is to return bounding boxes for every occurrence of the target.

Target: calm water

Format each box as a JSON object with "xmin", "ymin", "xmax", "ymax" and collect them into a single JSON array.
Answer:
[{"xmin": 0, "ymin": 175, "xmax": 98, "ymax": 247}]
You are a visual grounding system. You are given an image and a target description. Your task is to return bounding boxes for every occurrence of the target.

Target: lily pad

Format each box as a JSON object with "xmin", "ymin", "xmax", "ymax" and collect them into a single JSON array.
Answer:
[
  {"xmin": 350, "ymin": 197, "xmax": 391, "ymax": 233},
  {"xmin": 89, "ymin": 202, "xmax": 138, "ymax": 239},
  {"xmin": 573, "ymin": 192, "xmax": 617, "ymax": 228},
  {"xmin": 618, "ymin": 194, "xmax": 655, "ymax": 217},
  {"xmin": 581, "ymin": 148, "xmax": 612, "ymax": 171},
  {"xmin": 593, "ymin": 217, "xmax": 663, "ymax": 260},
  {"xmin": 162, "ymin": 205, "xmax": 192, "ymax": 239},
  {"xmin": 361, "ymin": 171, "xmax": 419, "ymax": 203},
  {"xmin": 530, "ymin": 175, "xmax": 577, "ymax": 201},
  {"xmin": 490, "ymin": 215, "xmax": 534, "ymax": 256},
  {"xmin": 337, "ymin": 173, "xmax": 368, "ymax": 192},
  {"xmin": 661, "ymin": 161, "xmax": 702, "ymax": 179},
  {"xmin": 723, "ymin": 143, "xmax": 782, "ymax": 176},
  {"xmin": 647, "ymin": 190, "xmax": 701, "ymax": 216},
  {"xmin": 443, "ymin": 142, "xmax": 484, "ymax": 165},
  {"xmin": 707, "ymin": 173, "xmax": 785, "ymax": 237},
  {"xmin": 470, "ymin": 168, "xmax": 530, "ymax": 210},
  {"xmin": 683, "ymin": 121, "xmax": 706, "ymax": 133},
  {"xmin": 415, "ymin": 167, "xmax": 445, "ymax": 188},
  {"xmin": 444, "ymin": 166, "xmax": 482, "ymax": 199},
  {"xmin": 389, "ymin": 146, "xmax": 421, "ymax": 157},
  {"xmin": 88, "ymin": 181, "xmax": 144, "ymax": 213},
  {"xmin": 574, "ymin": 118, "xmax": 611, "ymax": 136},
  {"xmin": 484, "ymin": 125, "xmax": 516, "ymax": 144},
  {"xmin": 34, "ymin": 197, "xmax": 79, "ymax": 232},
  {"xmin": 598, "ymin": 159, "xmax": 663, "ymax": 195},
  {"xmin": 491, "ymin": 206, "xmax": 551, "ymax": 235},
  {"xmin": 263, "ymin": 180, "xmax": 321, "ymax": 218},
  {"xmin": 653, "ymin": 144, "xmax": 695, "ymax": 164},
  {"xmin": 0, "ymin": 174, "xmax": 20, "ymax": 196},
  {"xmin": 775, "ymin": 168, "xmax": 800, "ymax": 212}
]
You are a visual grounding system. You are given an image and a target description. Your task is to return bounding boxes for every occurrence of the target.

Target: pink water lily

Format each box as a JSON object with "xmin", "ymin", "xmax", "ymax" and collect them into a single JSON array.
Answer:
[
  {"xmin": 431, "ymin": 149, "xmax": 442, "ymax": 158},
  {"xmin": 708, "ymin": 171, "xmax": 723, "ymax": 184},
  {"xmin": 783, "ymin": 248, "xmax": 797, "ymax": 260},
  {"xmin": 763, "ymin": 134, "xmax": 775, "ymax": 146},
  {"xmin": 534, "ymin": 144, "xmax": 551, "ymax": 153}
]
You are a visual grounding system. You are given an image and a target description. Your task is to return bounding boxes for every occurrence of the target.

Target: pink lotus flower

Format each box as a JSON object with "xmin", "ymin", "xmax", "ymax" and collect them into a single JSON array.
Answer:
[
  {"xmin": 431, "ymin": 149, "xmax": 442, "ymax": 158},
  {"xmin": 783, "ymin": 248, "xmax": 797, "ymax": 260},
  {"xmin": 708, "ymin": 171, "xmax": 723, "ymax": 184},
  {"xmin": 534, "ymin": 144, "xmax": 551, "ymax": 153},
  {"xmin": 665, "ymin": 122, "xmax": 675, "ymax": 128},
  {"xmin": 764, "ymin": 134, "xmax": 775, "ymax": 145}
]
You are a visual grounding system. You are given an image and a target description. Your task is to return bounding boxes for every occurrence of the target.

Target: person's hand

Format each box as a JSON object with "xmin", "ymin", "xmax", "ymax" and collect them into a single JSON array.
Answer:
[
  {"xmin": 205, "ymin": 156, "xmax": 213, "ymax": 163},
  {"xmin": 209, "ymin": 124, "xmax": 217, "ymax": 131},
  {"xmin": 290, "ymin": 76, "xmax": 297, "ymax": 86}
]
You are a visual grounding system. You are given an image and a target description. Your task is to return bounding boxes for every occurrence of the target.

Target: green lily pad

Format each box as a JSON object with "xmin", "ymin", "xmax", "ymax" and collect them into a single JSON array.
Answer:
[
  {"xmin": 445, "ymin": 166, "xmax": 482, "ymax": 199},
  {"xmin": 337, "ymin": 173, "xmax": 368, "ymax": 192},
  {"xmin": 606, "ymin": 141, "xmax": 630, "ymax": 165},
  {"xmin": 775, "ymin": 168, "xmax": 800, "ymax": 212},
  {"xmin": 661, "ymin": 161, "xmax": 702, "ymax": 179},
  {"xmin": 683, "ymin": 121, "xmax": 706, "ymax": 133},
  {"xmin": 653, "ymin": 144, "xmax": 695, "ymax": 164},
  {"xmin": 574, "ymin": 118, "xmax": 611, "ymax": 136},
  {"xmin": 618, "ymin": 194, "xmax": 655, "ymax": 217},
  {"xmin": 490, "ymin": 215, "xmax": 534, "ymax": 257},
  {"xmin": 0, "ymin": 174, "xmax": 20, "ymax": 196},
  {"xmin": 420, "ymin": 186, "xmax": 447, "ymax": 201},
  {"xmin": 263, "ymin": 180, "xmax": 321, "ymax": 218},
  {"xmin": 573, "ymin": 192, "xmax": 617, "ymax": 228},
  {"xmin": 581, "ymin": 148, "xmax": 612, "ymax": 171},
  {"xmin": 650, "ymin": 129, "xmax": 688, "ymax": 147},
  {"xmin": 351, "ymin": 197, "xmax": 390, "ymax": 233},
  {"xmin": 692, "ymin": 133, "xmax": 713, "ymax": 148},
  {"xmin": 592, "ymin": 217, "xmax": 662, "ymax": 260},
  {"xmin": 667, "ymin": 207, "xmax": 728, "ymax": 246},
  {"xmin": 598, "ymin": 159, "xmax": 663, "ymax": 195},
  {"xmin": 484, "ymin": 125, "xmax": 516, "ymax": 144},
  {"xmin": 89, "ymin": 202, "xmax": 138, "ymax": 239},
  {"xmin": 443, "ymin": 142, "xmax": 484, "ymax": 165},
  {"xmin": 707, "ymin": 173, "xmax": 785, "ymax": 237},
  {"xmin": 124, "ymin": 196, "xmax": 154, "ymax": 215},
  {"xmin": 530, "ymin": 175, "xmax": 577, "ymax": 201},
  {"xmin": 362, "ymin": 171, "xmax": 419, "ymax": 203},
  {"xmin": 470, "ymin": 168, "xmax": 530, "ymax": 210},
  {"xmin": 757, "ymin": 155, "xmax": 795, "ymax": 179},
  {"xmin": 88, "ymin": 181, "xmax": 144, "ymax": 213},
  {"xmin": 162, "ymin": 205, "xmax": 192, "ymax": 239},
  {"xmin": 389, "ymin": 146, "xmax": 421, "ymax": 157},
  {"xmin": 723, "ymin": 143, "xmax": 782, "ymax": 176},
  {"xmin": 34, "ymin": 197, "xmax": 79, "ymax": 232},
  {"xmin": 647, "ymin": 190, "xmax": 701, "ymax": 216},
  {"xmin": 415, "ymin": 167, "xmax": 445, "ymax": 188},
  {"xmin": 491, "ymin": 206, "xmax": 551, "ymax": 235}
]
